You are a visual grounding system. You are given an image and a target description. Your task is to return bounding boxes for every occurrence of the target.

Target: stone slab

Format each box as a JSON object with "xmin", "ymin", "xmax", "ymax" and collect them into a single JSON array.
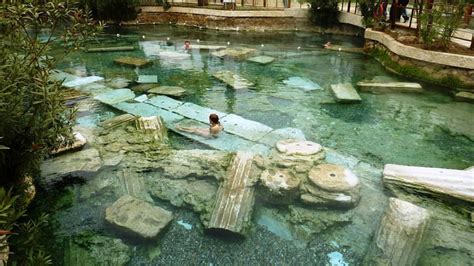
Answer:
[
  {"xmin": 283, "ymin": 77, "xmax": 322, "ymax": 91},
  {"xmin": 76, "ymin": 83, "xmax": 114, "ymax": 96},
  {"xmin": 94, "ymin": 89, "xmax": 136, "ymax": 105},
  {"xmin": 330, "ymin": 83, "xmax": 362, "ymax": 102},
  {"xmin": 159, "ymin": 51, "xmax": 191, "ymax": 60},
  {"xmin": 211, "ymin": 48, "xmax": 256, "ymax": 60},
  {"xmin": 134, "ymin": 94, "xmax": 148, "ymax": 103},
  {"xmin": 219, "ymin": 114, "xmax": 273, "ymax": 142},
  {"xmin": 113, "ymin": 102, "xmax": 184, "ymax": 125},
  {"xmin": 212, "ymin": 70, "xmax": 254, "ymax": 90},
  {"xmin": 86, "ymin": 46, "xmax": 135, "ymax": 53},
  {"xmin": 114, "ymin": 57, "xmax": 152, "ymax": 68},
  {"xmin": 137, "ymin": 75, "xmax": 158, "ymax": 84},
  {"xmin": 192, "ymin": 44, "xmax": 227, "ymax": 50},
  {"xmin": 63, "ymin": 76, "xmax": 104, "ymax": 88},
  {"xmin": 258, "ymin": 127, "xmax": 306, "ymax": 147},
  {"xmin": 357, "ymin": 82, "xmax": 423, "ymax": 93},
  {"xmin": 455, "ymin": 91, "xmax": 474, "ymax": 103},
  {"xmin": 173, "ymin": 102, "xmax": 227, "ymax": 124},
  {"xmin": 169, "ymin": 120, "xmax": 269, "ymax": 154},
  {"xmin": 247, "ymin": 55, "xmax": 275, "ymax": 65},
  {"xmin": 146, "ymin": 95, "xmax": 184, "ymax": 110},
  {"xmin": 148, "ymin": 86, "xmax": 187, "ymax": 97}
]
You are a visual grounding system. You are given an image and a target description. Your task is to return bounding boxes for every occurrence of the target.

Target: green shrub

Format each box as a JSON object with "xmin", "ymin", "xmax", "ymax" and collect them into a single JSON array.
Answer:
[
  {"xmin": 79, "ymin": 0, "xmax": 140, "ymax": 21},
  {"xmin": 309, "ymin": 0, "xmax": 339, "ymax": 28},
  {"xmin": 418, "ymin": 0, "xmax": 465, "ymax": 49},
  {"xmin": 359, "ymin": 0, "xmax": 379, "ymax": 27},
  {"xmin": 0, "ymin": 2, "xmax": 99, "ymax": 187}
]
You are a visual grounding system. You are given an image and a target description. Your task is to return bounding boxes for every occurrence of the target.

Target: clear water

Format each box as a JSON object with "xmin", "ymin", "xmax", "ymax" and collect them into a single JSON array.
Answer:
[{"xmin": 35, "ymin": 25, "xmax": 474, "ymax": 265}]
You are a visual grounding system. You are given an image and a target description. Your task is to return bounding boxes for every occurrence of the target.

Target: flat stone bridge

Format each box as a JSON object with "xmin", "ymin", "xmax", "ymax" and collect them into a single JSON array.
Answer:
[{"xmin": 52, "ymin": 71, "xmax": 305, "ymax": 155}]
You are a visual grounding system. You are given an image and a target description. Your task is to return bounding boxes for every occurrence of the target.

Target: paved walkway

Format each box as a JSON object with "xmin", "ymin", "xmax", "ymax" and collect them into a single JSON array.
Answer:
[{"xmin": 52, "ymin": 70, "xmax": 306, "ymax": 155}]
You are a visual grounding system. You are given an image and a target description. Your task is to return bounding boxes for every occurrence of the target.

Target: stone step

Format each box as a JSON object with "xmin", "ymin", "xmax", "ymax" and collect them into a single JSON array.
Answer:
[
  {"xmin": 212, "ymin": 70, "xmax": 254, "ymax": 90},
  {"xmin": 383, "ymin": 164, "xmax": 474, "ymax": 203},
  {"xmin": 357, "ymin": 82, "xmax": 423, "ymax": 93},
  {"xmin": 146, "ymin": 95, "xmax": 185, "ymax": 110},
  {"xmin": 364, "ymin": 198, "xmax": 430, "ymax": 266},
  {"xmin": 208, "ymin": 151, "xmax": 256, "ymax": 235},
  {"xmin": 86, "ymin": 46, "xmax": 135, "ymax": 52},
  {"xmin": 330, "ymin": 83, "xmax": 362, "ymax": 102}
]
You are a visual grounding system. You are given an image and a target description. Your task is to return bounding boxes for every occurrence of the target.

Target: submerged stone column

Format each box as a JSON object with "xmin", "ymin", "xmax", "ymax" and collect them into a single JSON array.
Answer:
[
  {"xmin": 207, "ymin": 151, "xmax": 256, "ymax": 235},
  {"xmin": 136, "ymin": 116, "xmax": 169, "ymax": 143},
  {"xmin": 364, "ymin": 197, "xmax": 430, "ymax": 266}
]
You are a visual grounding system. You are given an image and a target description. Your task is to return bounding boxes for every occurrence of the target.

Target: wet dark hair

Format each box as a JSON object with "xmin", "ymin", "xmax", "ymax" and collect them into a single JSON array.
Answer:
[{"xmin": 209, "ymin": 113, "xmax": 219, "ymax": 124}]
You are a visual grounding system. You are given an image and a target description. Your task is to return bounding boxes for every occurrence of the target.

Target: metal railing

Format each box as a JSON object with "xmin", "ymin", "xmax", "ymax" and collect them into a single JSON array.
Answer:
[{"xmin": 139, "ymin": 0, "xmax": 309, "ymax": 8}]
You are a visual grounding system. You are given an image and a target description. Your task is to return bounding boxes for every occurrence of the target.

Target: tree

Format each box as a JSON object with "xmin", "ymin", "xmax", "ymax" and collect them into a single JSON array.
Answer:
[
  {"xmin": 78, "ymin": 0, "xmax": 140, "ymax": 22},
  {"xmin": 0, "ymin": 1, "xmax": 100, "ymax": 189},
  {"xmin": 309, "ymin": 0, "xmax": 340, "ymax": 28}
]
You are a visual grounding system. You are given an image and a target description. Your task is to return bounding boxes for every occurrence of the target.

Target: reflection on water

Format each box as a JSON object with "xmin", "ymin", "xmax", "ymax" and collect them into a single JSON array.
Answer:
[{"xmin": 36, "ymin": 25, "xmax": 474, "ymax": 264}]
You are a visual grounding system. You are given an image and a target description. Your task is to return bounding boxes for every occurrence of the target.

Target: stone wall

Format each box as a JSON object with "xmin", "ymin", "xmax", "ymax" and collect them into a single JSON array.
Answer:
[
  {"xmin": 365, "ymin": 40, "xmax": 474, "ymax": 91},
  {"xmin": 133, "ymin": 9, "xmax": 364, "ymax": 35}
]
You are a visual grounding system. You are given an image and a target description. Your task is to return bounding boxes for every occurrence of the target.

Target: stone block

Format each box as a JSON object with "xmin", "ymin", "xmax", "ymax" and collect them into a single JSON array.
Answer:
[
  {"xmin": 173, "ymin": 102, "xmax": 227, "ymax": 124},
  {"xmin": 220, "ymin": 114, "xmax": 273, "ymax": 142},
  {"xmin": 94, "ymin": 89, "xmax": 136, "ymax": 105},
  {"xmin": 148, "ymin": 86, "xmax": 187, "ymax": 97},
  {"xmin": 258, "ymin": 127, "xmax": 306, "ymax": 147},
  {"xmin": 357, "ymin": 81, "xmax": 423, "ymax": 93},
  {"xmin": 63, "ymin": 76, "xmax": 104, "ymax": 88},
  {"xmin": 137, "ymin": 75, "xmax": 158, "ymax": 84},
  {"xmin": 247, "ymin": 55, "xmax": 275, "ymax": 65},
  {"xmin": 146, "ymin": 95, "xmax": 184, "ymax": 110},
  {"xmin": 105, "ymin": 195, "xmax": 173, "ymax": 239},
  {"xmin": 212, "ymin": 70, "xmax": 254, "ymax": 90},
  {"xmin": 330, "ymin": 83, "xmax": 362, "ymax": 102},
  {"xmin": 283, "ymin": 77, "xmax": 322, "ymax": 91},
  {"xmin": 455, "ymin": 91, "xmax": 474, "ymax": 103},
  {"xmin": 112, "ymin": 102, "xmax": 184, "ymax": 125}
]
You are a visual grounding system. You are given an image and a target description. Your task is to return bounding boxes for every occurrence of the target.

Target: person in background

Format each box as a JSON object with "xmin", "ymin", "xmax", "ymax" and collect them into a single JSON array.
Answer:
[
  {"xmin": 184, "ymin": 40, "xmax": 191, "ymax": 50},
  {"xmin": 399, "ymin": 0, "xmax": 410, "ymax": 23}
]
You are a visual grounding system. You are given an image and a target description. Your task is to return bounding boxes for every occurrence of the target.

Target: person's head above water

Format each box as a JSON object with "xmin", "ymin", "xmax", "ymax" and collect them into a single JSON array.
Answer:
[{"xmin": 209, "ymin": 113, "xmax": 220, "ymax": 125}]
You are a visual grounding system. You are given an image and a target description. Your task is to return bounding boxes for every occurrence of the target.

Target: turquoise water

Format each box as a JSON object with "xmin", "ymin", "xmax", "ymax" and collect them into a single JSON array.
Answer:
[{"xmin": 35, "ymin": 25, "xmax": 474, "ymax": 265}]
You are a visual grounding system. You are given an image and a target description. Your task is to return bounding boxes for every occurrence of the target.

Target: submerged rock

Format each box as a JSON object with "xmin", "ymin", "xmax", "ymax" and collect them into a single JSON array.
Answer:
[
  {"xmin": 105, "ymin": 195, "xmax": 173, "ymax": 239},
  {"xmin": 41, "ymin": 148, "xmax": 103, "ymax": 183},
  {"xmin": 63, "ymin": 231, "xmax": 131, "ymax": 266},
  {"xmin": 146, "ymin": 178, "xmax": 218, "ymax": 224}
]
